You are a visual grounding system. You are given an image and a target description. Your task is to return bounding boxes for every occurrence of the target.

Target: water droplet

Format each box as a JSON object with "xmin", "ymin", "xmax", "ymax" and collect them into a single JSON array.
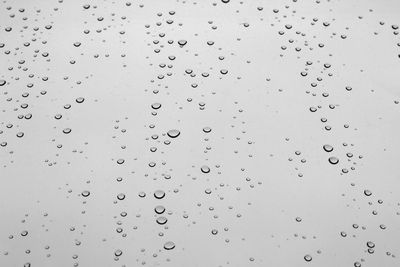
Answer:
[
  {"xmin": 304, "ymin": 254, "xmax": 312, "ymax": 262},
  {"xmin": 117, "ymin": 193, "xmax": 126, "ymax": 200},
  {"xmin": 364, "ymin": 189, "xmax": 372, "ymax": 196},
  {"xmin": 328, "ymin": 156, "xmax": 339, "ymax": 165},
  {"xmin": 167, "ymin": 129, "xmax": 180, "ymax": 138},
  {"xmin": 154, "ymin": 205, "xmax": 165, "ymax": 214},
  {"xmin": 201, "ymin": 165, "xmax": 210, "ymax": 173},
  {"xmin": 323, "ymin": 144, "xmax": 333, "ymax": 152},
  {"xmin": 203, "ymin": 127, "xmax": 212, "ymax": 133},
  {"xmin": 367, "ymin": 241, "xmax": 375, "ymax": 248},
  {"xmin": 156, "ymin": 216, "xmax": 168, "ymax": 225},
  {"xmin": 151, "ymin": 103, "xmax": 161, "ymax": 110},
  {"xmin": 178, "ymin": 40, "xmax": 187, "ymax": 46},
  {"xmin": 154, "ymin": 190, "xmax": 165, "ymax": 199},
  {"xmin": 114, "ymin": 249, "xmax": 122, "ymax": 257},
  {"xmin": 63, "ymin": 128, "xmax": 72, "ymax": 134},
  {"xmin": 163, "ymin": 241, "xmax": 175, "ymax": 250}
]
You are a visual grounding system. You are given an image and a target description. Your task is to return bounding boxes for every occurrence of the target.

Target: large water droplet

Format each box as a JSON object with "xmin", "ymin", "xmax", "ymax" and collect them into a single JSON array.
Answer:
[
  {"xmin": 154, "ymin": 190, "xmax": 165, "ymax": 199},
  {"xmin": 167, "ymin": 129, "xmax": 180, "ymax": 138},
  {"xmin": 201, "ymin": 165, "xmax": 210, "ymax": 173},
  {"xmin": 154, "ymin": 205, "xmax": 165, "ymax": 214},
  {"xmin": 163, "ymin": 241, "xmax": 175, "ymax": 250},
  {"xmin": 323, "ymin": 144, "xmax": 333, "ymax": 152},
  {"xmin": 328, "ymin": 156, "xmax": 339, "ymax": 165}
]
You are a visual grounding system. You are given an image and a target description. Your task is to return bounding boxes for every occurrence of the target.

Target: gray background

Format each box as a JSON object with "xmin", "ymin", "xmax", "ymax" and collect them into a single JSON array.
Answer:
[{"xmin": 1, "ymin": 0, "xmax": 400, "ymax": 266}]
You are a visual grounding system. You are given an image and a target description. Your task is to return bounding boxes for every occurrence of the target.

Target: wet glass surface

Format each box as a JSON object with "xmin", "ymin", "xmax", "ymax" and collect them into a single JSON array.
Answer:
[{"xmin": 1, "ymin": 0, "xmax": 400, "ymax": 266}]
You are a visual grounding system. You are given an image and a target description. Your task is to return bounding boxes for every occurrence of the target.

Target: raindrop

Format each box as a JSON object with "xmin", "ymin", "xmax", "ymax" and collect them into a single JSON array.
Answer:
[
  {"xmin": 364, "ymin": 190, "xmax": 372, "ymax": 196},
  {"xmin": 163, "ymin": 241, "xmax": 175, "ymax": 250},
  {"xmin": 167, "ymin": 129, "xmax": 180, "ymax": 138},
  {"xmin": 323, "ymin": 144, "xmax": 333, "ymax": 152},
  {"xmin": 156, "ymin": 216, "xmax": 168, "ymax": 225},
  {"xmin": 328, "ymin": 156, "xmax": 339, "ymax": 165},
  {"xmin": 63, "ymin": 128, "xmax": 72, "ymax": 134},
  {"xmin": 114, "ymin": 249, "xmax": 122, "ymax": 257},
  {"xmin": 304, "ymin": 255, "xmax": 312, "ymax": 262},
  {"xmin": 178, "ymin": 40, "xmax": 187, "ymax": 46},
  {"xmin": 154, "ymin": 205, "xmax": 165, "ymax": 214},
  {"xmin": 201, "ymin": 165, "xmax": 210, "ymax": 173},
  {"xmin": 203, "ymin": 127, "xmax": 212, "ymax": 133},
  {"xmin": 366, "ymin": 241, "xmax": 375, "ymax": 248},
  {"xmin": 117, "ymin": 193, "xmax": 126, "ymax": 200},
  {"xmin": 151, "ymin": 103, "xmax": 161, "ymax": 110},
  {"xmin": 154, "ymin": 190, "xmax": 165, "ymax": 199}
]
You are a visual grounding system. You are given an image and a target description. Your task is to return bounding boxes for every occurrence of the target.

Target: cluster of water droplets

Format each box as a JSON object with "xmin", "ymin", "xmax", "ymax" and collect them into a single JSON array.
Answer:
[{"xmin": 1, "ymin": 0, "xmax": 400, "ymax": 266}]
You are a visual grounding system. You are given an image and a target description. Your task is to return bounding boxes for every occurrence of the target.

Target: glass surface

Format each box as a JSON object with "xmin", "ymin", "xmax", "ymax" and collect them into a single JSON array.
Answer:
[{"xmin": 1, "ymin": 0, "xmax": 400, "ymax": 266}]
